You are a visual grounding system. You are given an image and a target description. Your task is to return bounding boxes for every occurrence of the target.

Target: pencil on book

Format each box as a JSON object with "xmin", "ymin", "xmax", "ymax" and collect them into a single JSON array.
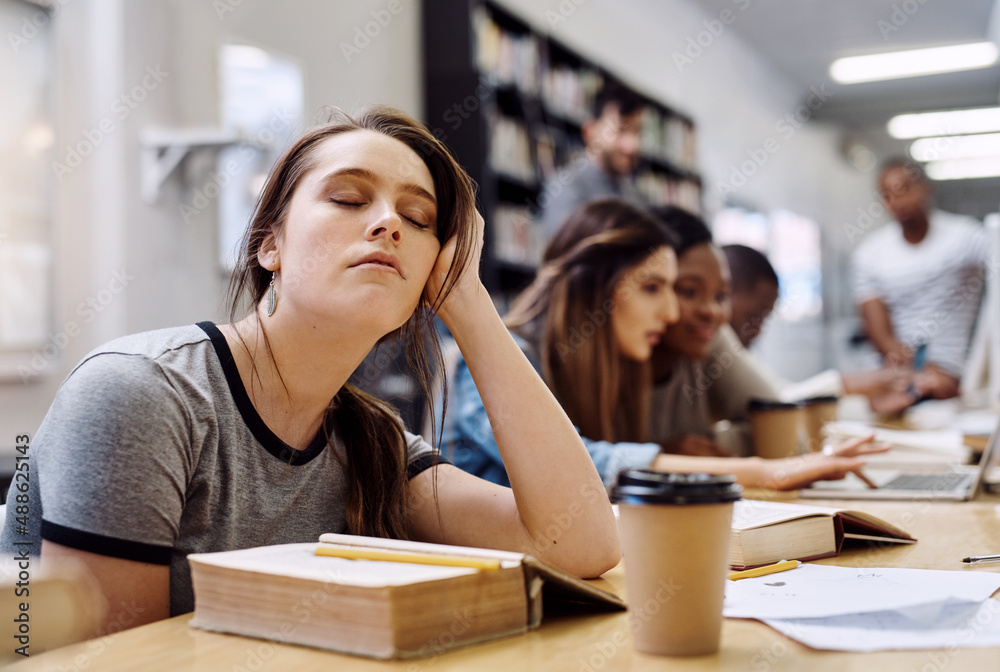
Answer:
[
  {"xmin": 728, "ymin": 559, "xmax": 801, "ymax": 581},
  {"xmin": 315, "ymin": 545, "xmax": 502, "ymax": 571}
]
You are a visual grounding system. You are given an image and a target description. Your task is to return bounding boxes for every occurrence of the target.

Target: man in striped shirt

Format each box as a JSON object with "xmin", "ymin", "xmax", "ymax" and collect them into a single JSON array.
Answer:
[{"xmin": 852, "ymin": 158, "xmax": 988, "ymax": 402}]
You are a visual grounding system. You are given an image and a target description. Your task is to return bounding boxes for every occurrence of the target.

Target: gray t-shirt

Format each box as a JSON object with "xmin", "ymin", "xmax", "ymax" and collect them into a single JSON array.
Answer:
[{"xmin": 0, "ymin": 322, "xmax": 440, "ymax": 615}]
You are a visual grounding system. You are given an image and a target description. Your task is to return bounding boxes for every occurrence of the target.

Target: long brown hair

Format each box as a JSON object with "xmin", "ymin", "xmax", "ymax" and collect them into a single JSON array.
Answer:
[
  {"xmin": 227, "ymin": 105, "xmax": 477, "ymax": 539},
  {"xmin": 505, "ymin": 199, "xmax": 676, "ymax": 443}
]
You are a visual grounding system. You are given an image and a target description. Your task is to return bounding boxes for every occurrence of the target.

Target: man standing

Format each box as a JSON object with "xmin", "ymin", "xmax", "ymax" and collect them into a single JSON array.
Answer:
[
  {"xmin": 538, "ymin": 82, "xmax": 647, "ymax": 238},
  {"xmin": 853, "ymin": 158, "xmax": 988, "ymax": 400}
]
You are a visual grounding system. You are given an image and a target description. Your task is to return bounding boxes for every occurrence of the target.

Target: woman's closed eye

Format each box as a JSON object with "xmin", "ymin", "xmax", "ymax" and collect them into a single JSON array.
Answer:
[{"xmin": 331, "ymin": 197, "xmax": 365, "ymax": 207}]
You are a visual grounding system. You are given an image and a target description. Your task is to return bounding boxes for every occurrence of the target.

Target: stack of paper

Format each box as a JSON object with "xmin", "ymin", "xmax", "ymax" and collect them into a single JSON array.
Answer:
[{"xmin": 724, "ymin": 564, "xmax": 1000, "ymax": 651}]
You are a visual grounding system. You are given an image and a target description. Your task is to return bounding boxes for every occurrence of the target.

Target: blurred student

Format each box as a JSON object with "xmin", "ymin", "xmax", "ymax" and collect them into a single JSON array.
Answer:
[
  {"xmin": 0, "ymin": 107, "xmax": 620, "ymax": 637},
  {"xmin": 537, "ymin": 81, "xmax": 646, "ymax": 239},
  {"xmin": 723, "ymin": 243, "xmax": 911, "ymax": 411},
  {"xmin": 442, "ymin": 199, "xmax": 884, "ymax": 491},
  {"xmin": 853, "ymin": 157, "xmax": 988, "ymax": 401},
  {"xmin": 724, "ymin": 244, "xmax": 779, "ymax": 349}
]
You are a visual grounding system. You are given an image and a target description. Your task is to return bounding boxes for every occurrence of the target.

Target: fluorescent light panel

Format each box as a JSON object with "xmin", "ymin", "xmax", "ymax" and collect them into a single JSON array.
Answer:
[
  {"xmin": 889, "ymin": 107, "xmax": 1000, "ymax": 139},
  {"xmin": 925, "ymin": 157, "xmax": 1000, "ymax": 180},
  {"xmin": 831, "ymin": 42, "xmax": 998, "ymax": 84},
  {"xmin": 910, "ymin": 132, "xmax": 1000, "ymax": 161}
]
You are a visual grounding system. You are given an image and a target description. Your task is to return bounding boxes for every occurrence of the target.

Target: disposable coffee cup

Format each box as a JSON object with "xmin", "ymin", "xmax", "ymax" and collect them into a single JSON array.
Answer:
[
  {"xmin": 611, "ymin": 470, "xmax": 742, "ymax": 656},
  {"xmin": 802, "ymin": 396, "xmax": 838, "ymax": 452},
  {"xmin": 748, "ymin": 399, "xmax": 804, "ymax": 459}
]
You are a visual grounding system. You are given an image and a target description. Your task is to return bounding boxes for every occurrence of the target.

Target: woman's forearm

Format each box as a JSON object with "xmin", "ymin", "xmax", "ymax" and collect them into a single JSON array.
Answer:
[{"xmin": 441, "ymin": 288, "xmax": 620, "ymax": 576}]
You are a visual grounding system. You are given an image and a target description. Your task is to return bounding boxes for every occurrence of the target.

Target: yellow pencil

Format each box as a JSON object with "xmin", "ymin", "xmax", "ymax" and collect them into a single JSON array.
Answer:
[
  {"xmin": 315, "ymin": 545, "xmax": 502, "ymax": 571},
  {"xmin": 728, "ymin": 559, "xmax": 801, "ymax": 581}
]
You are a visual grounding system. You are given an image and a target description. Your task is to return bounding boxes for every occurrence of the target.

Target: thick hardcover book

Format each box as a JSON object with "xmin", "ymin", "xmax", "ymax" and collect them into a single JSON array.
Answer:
[
  {"xmin": 729, "ymin": 500, "xmax": 916, "ymax": 570},
  {"xmin": 189, "ymin": 534, "xmax": 624, "ymax": 660}
]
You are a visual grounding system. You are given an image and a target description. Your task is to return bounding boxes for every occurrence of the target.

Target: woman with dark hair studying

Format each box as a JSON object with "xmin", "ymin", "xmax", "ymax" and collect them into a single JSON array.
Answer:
[
  {"xmin": 442, "ymin": 199, "xmax": 883, "ymax": 490},
  {"xmin": 0, "ymin": 106, "xmax": 620, "ymax": 636}
]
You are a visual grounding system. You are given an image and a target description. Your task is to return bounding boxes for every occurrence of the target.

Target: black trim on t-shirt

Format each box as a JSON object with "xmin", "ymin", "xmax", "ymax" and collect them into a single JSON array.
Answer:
[
  {"xmin": 41, "ymin": 519, "xmax": 173, "ymax": 565},
  {"xmin": 196, "ymin": 321, "xmax": 328, "ymax": 466},
  {"xmin": 407, "ymin": 453, "xmax": 451, "ymax": 480}
]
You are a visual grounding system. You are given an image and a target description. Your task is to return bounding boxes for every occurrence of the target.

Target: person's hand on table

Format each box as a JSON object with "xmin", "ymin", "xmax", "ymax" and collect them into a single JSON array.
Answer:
[{"xmin": 751, "ymin": 434, "xmax": 889, "ymax": 491}]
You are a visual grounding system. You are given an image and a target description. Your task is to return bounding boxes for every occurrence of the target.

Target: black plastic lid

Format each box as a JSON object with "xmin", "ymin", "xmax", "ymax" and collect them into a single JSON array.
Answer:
[
  {"xmin": 747, "ymin": 398, "xmax": 803, "ymax": 412},
  {"xmin": 802, "ymin": 395, "xmax": 839, "ymax": 405},
  {"xmin": 611, "ymin": 469, "xmax": 742, "ymax": 505}
]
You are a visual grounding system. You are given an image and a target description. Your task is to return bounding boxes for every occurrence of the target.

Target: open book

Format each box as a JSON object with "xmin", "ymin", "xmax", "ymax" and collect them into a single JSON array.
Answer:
[
  {"xmin": 188, "ymin": 534, "xmax": 624, "ymax": 660},
  {"xmin": 730, "ymin": 500, "xmax": 916, "ymax": 570}
]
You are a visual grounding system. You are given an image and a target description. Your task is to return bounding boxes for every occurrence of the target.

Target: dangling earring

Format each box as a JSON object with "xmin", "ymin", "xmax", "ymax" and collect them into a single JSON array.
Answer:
[{"xmin": 266, "ymin": 272, "xmax": 277, "ymax": 316}]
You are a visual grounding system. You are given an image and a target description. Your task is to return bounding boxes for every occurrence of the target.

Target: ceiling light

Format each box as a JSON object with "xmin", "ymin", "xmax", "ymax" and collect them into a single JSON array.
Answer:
[
  {"xmin": 910, "ymin": 132, "xmax": 1000, "ymax": 161},
  {"xmin": 830, "ymin": 42, "xmax": 998, "ymax": 84},
  {"xmin": 888, "ymin": 107, "xmax": 1000, "ymax": 139},
  {"xmin": 925, "ymin": 157, "xmax": 1000, "ymax": 180}
]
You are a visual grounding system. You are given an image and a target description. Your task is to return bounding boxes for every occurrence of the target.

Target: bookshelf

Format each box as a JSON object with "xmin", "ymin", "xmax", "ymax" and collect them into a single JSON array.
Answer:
[{"xmin": 423, "ymin": 0, "xmax": 703, "ymax": 299}]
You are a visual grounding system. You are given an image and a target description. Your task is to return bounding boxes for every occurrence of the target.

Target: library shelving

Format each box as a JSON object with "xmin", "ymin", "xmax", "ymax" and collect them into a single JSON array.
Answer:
[{"xmin": 424, "ymin": 0, "xmax": 702, "ymax": 300}]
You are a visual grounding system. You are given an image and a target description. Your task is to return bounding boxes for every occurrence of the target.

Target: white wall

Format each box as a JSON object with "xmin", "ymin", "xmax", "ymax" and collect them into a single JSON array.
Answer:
[{"xmin": 0, "ymin": 0, "xmax": 423, "ymax": 454}]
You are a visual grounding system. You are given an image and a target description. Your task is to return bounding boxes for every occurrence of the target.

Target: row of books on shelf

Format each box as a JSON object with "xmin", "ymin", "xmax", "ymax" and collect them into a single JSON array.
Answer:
[
  {"xmin": 491, "ymin": 204, "xmax": 544, "ymax": 266},
  {"xmin": 488, "ymin": 112, "xmax": 702, "ymax": 200},
  {"xmin": 487, "ymin": 114, "xmax": 536, "ymax": 184},
  {"xmin": 489, "ymin": 178, "xmax": 702, "ymax": 266},
  {"xmin": 640, "ymin": 108, "xmax": 698, "ymax": 172},
  {"xmin": 472, "ymin": 6, "xmax": 540, "ymax": 95},
  {"xmin": 636, "ymin": 172, "xmax": 703, "ymax": 215},
  {"xmin": 472, "ymin": 4, "xmax": 698, "ymax": 172}
]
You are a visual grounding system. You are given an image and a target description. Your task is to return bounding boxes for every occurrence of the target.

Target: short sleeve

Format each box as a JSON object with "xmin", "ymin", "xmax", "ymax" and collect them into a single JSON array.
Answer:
[
  {"xmin": 404, "ymin": 430, "xmax": 449, "ymax": 480},
  {"xmin": 37, "ymin": 353, "xmax": 193, "ymax": 564},
  {"xmin": 706, "ymin": 325, "xmax": 780, "ymax": 422},
  {"xmin": 852, "ymin": 241, "xmax": 883, "ymax": 305}
]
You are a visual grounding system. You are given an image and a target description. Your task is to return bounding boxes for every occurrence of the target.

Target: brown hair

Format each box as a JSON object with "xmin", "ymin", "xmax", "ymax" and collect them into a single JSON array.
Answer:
[
  {"xmin": 505, "ymin": 199, "xmax": 676, "ymax": 443},
  {"xmin": 227, "ymin": 105, "xmax": 477, "ymax": 539}
]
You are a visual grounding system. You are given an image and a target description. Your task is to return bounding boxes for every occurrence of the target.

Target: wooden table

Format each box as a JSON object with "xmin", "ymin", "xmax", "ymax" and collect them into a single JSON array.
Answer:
[{"xmin": 10, "ymin": 495, "xmax": 1000, "ymax": 671}]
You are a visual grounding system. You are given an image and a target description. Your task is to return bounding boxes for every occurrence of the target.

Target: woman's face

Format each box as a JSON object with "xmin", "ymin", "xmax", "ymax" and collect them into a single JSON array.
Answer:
[
  {"xmin": 262, "ymin": 130, "xmax": 442, "ymax": 333},
  {"xmin": 662, "ymin": 243, "xmax": 731, "ymax": 360},
  {"xmin": 610, "ymin": 246, "xmax": 680, "ymax": 362}
]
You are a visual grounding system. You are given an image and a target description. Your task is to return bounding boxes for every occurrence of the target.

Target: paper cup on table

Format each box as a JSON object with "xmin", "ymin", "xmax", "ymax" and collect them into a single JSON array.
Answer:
[
  {"xmin": 748, "ymin": 399, "xmax": 804, "ymax": 459},
  {"xmin": 611, "ymin": 470, "xmax": 742, "ymax": 656},
  {"xmin": 802, "ymin": 396, "xmax": 838, "ymax": 452}
]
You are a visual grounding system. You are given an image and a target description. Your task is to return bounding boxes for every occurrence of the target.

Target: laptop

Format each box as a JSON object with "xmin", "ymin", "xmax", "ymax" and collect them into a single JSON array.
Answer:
[{"xmin": 800, "ymin": 416, "xmax": 1000, "ymax": 501}]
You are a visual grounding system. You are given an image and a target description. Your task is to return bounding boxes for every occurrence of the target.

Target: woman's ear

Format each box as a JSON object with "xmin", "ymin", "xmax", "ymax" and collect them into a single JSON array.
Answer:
[{"xmin": 257, "ymin": 229, "xmax": 280, "ymax": 271}]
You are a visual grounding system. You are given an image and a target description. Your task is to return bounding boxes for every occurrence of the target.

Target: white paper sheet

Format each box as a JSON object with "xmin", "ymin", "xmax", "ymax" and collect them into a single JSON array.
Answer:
[
  {"xmin": 723, "ymin": 564, "xmax": 1000, "ymax": 619},
  {"xmin": 761, "ymin": 598, "xmax": 1000, "ymax": 652}
]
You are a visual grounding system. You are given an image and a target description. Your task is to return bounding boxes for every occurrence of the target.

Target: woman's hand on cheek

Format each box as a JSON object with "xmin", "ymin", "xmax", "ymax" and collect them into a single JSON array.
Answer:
[{"xmin": 425, "ymin": 210, "xmax": 486, "ymax": 327}]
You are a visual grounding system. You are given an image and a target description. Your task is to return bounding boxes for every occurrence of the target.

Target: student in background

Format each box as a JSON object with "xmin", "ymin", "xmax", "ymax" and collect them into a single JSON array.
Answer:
[
  {"xmin": 0, "ymin": 106, "xmax": 620, "ymax": 637},
  {"xmin": 723, "ymin": 243, "xmax": 912, "ymax": 412},
  {"xmin": 537, "ymin": 81, "xmax": 647, "ymax": 239},
  {"xmin": 649, "ymin": 208, "xmax": 778, "ymax": 458},
  {"xmin": 442, "ymin": 199, "xmax": 884, "ymax": 491},
  {"xmin": 853, "ymin": 157, "xmax": 988, "ymax": 402},
  {"xmin": 724, "ymin": 244, "xmax": 780, "ymax": 349}
]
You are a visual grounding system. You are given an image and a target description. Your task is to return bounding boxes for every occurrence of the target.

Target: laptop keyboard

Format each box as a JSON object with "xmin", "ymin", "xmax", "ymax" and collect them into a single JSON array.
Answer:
[{"xmin": 881, "ymin": 473, "xmax": 970, "ymax": 491}]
